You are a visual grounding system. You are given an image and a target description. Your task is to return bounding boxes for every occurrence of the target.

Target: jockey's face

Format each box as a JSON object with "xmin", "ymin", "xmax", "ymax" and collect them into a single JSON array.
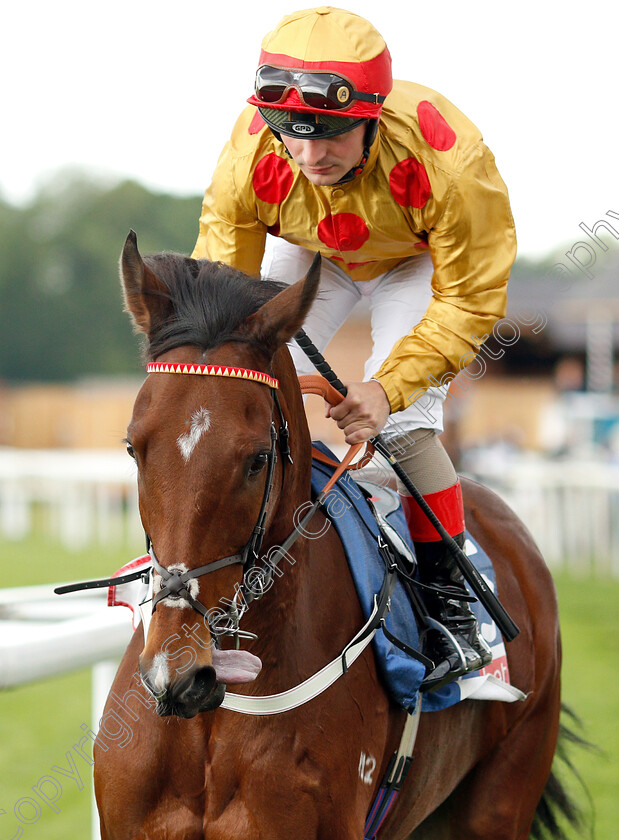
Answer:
[{"xmin": 284, "ymin": 123, "xmax": 366, "ymax": 186}]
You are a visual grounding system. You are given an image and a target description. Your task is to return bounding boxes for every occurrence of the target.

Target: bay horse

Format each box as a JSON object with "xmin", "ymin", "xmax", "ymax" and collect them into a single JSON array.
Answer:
[{"xmin": 94, "ymin": 231, "xmax": 570, "ymax": 840}]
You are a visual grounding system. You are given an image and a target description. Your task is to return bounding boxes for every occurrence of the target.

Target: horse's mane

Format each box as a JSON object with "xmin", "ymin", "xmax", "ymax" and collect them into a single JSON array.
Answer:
[{"xmin": 142, "ymin": 254, "xmax": 284, "ymax": 359}]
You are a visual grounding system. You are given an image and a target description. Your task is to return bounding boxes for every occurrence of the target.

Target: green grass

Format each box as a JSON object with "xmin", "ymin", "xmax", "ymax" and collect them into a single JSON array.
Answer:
[
  {"xmin": 1, "ymin": 536, "xmax": 617, "ymax": 838},
  {"xmin": 0, "ymin": 535, "xmax": 142, "ymax": 839},
  {"xmin": 0, "ymin": 532, "xmax": 144, "ymax": 588},
  {"xmin": 553, "ymin": 572, "xmax": 619, "ymax": 839},
  {"xmin": 0, "ymin": 669, "xmax": 94, "ymax": 840}
]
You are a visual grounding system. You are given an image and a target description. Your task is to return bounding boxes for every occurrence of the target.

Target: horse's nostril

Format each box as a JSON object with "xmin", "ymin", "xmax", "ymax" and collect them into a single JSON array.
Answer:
[
  {"xmin": 189, "ymin": 665, "xmax": 217, "ymax": 699},
  {"xmin": 147, "ymin": 665, "xmax": 221, "ymax": 718},
  {"xmin": 162, "ymin": 665, "xmax": 220, "ymax": 717}
]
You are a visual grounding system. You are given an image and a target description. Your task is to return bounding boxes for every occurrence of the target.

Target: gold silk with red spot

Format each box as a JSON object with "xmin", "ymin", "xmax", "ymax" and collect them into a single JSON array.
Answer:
[{"xmin": 193, "ymin": 80, "xmax": 517, "ymax": 415}]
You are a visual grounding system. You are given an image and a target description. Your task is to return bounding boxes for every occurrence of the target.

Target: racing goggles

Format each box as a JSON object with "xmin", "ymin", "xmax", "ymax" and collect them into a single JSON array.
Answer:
[{"xmin": 254, "ymin": 65, "xmax": 386, "ymax": 111}]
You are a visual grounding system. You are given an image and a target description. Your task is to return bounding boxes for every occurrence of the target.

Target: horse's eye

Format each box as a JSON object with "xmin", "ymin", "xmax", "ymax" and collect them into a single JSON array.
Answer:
[
  {"xmin": 126, "ymin": 442, "xmax": 136, "ymax": 459},
  {"xmin": 248, "ymin": 453, "xmax": 269, "ymax": 476}
]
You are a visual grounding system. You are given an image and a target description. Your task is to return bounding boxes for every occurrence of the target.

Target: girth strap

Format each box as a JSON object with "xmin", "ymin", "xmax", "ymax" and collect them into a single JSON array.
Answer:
[{"xmin": 364, "ymin": 697, "xmax": 421, "ymax": 839}]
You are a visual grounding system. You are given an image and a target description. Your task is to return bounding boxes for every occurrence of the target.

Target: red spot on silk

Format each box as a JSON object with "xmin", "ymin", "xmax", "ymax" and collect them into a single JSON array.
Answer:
[
  {"xmin": 389, "ymin": 158, "xmax": 432, "ymax": 208},
  {"xmin": 317, "ymin": 213, "xmax": 369, "ymax": 252},
  {"xmin": 417, "ymin": 101, "xmax": 456, "ymax": 151},
  {"xmin": 252, "ymin": 154, "xmax": 294, "ymax": 204}
]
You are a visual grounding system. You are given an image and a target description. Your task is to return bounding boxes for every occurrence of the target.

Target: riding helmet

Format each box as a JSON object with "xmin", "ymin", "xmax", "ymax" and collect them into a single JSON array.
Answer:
[{"xmin": 248, "ymin": 7, "xmax": 392, "ymax": 140}]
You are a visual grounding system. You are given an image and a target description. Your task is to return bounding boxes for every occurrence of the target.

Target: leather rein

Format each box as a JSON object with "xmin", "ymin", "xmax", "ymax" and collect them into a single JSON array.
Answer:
[
  {"xmin": 54, "ymin": 361, "xmax": 409, "ymax": 716},
  {"xmin": 55, "ymin": 362, "xmax": 374, "ymax": 647},
  {"xmin": 145, "ymin": 362, "xmax": 290, "ymax": 646},
  {"xmin": 142, "ymin": 366, "xmax": 375, "ymax": 648},
  {"xmin": 146, "ymin": 367, "xmax": 376, "ymax": 645}
]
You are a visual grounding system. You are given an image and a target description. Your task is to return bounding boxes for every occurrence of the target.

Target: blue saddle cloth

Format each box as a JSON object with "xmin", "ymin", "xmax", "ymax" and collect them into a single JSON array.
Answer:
[{"xmin": 311, "ymin": 442, "xmax": 502, "ymax": 713}]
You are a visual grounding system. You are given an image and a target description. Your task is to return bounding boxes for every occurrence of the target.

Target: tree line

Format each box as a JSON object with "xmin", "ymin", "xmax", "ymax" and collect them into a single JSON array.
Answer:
[{"xmin": 0, "ymin": 173, "xmax": 201, "ymax": 382}]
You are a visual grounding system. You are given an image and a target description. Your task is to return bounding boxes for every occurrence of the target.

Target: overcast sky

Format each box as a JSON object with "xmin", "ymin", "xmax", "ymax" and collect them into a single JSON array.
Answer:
[{"xmin": 3, "ymin": 0, "xmax": 618, "ymax": 260}]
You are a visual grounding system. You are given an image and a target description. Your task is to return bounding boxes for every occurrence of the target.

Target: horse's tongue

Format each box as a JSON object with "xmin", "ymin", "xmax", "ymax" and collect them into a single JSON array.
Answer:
[{"xmin": 212, "ymin": 649, "xmax": 262, "ymax": 684}]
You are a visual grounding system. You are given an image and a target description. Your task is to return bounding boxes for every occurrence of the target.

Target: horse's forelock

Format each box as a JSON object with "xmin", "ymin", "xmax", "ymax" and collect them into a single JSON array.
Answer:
[{"xmin": 142, "ymin": 253, "xmax": 284, "ymax": 360}]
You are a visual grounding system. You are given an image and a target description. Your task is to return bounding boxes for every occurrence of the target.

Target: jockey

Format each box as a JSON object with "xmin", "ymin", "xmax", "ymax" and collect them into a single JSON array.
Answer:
[{"xmin": 192, "ymin": 6, "xmax": 517, "ymax": 690}]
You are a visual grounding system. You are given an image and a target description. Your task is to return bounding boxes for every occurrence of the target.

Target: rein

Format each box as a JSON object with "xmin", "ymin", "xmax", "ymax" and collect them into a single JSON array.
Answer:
[
  {"xmin": 144, "ymin": 363, "xmax": 287, "ymax": 645},
  {"xmin": 144, "ymin": 364, "xmax": 375, "ymax": 640},
  {"xmin": 54, "ymin": 360, "xmax": 400, "ymax": 715},
  {"xmin": 57, "ymin": 354, "xmax": 421, "ymax": 828}
]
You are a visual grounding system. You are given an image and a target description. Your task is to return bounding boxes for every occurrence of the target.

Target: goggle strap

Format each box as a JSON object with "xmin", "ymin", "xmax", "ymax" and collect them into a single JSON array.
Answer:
[{"xmin": 351, "ymin": 91, "xmax": 386, "ymax": 104}]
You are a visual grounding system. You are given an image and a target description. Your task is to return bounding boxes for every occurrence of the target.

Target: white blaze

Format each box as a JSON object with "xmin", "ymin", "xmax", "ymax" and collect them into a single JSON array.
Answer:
[
  {"xmin": 177, "ymin": 407, "xmax": 211, "ymax": 462},
  {"xmin": 151, "ymin": 653, "xmax": 170, "ymax": 694}
]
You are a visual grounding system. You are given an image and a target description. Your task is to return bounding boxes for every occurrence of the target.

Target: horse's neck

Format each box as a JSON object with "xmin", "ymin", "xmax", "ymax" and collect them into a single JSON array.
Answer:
[
  {"xmin": 236, "ymin": 358, "xmax": 360, "ymax": 669},
  {"xmin": 244, "ymin": 456, "xmax": 357, "ymax": 673}
]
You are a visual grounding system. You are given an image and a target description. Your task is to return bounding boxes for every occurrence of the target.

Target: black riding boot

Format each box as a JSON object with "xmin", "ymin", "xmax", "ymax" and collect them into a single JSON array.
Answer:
[{"xmin": 415, "ymin": 533, "xmax": 492, "ymax": 692}]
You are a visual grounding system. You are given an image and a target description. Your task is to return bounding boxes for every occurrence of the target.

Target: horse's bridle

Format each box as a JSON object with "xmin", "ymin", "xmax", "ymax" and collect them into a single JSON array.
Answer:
[
  {"xmin": 55, "ymin": 360, "xmax": 337, "ymax": 647},
  {"xmin": 54, "ymin": 360, "xmax": 375, "ymax": 651},
  {"xmin": 144, "ymin": 361, "xmax": 298, "ymax": 646},
  {"xmin": 53, "ymin": 360, "xmax": 311, "ymax": 646}
]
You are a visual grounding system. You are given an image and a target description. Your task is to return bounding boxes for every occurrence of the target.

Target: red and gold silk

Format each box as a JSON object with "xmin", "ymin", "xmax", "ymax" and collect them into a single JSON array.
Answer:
[{"xmin": 193, "ymin": 80, "xmax": 516, "ymax": 414}]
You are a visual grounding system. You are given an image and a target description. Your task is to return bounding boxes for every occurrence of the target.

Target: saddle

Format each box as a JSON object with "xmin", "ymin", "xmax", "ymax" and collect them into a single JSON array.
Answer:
[{"xmin": 310, "ymin": 441, "xmax": 523, "ymax": 713}]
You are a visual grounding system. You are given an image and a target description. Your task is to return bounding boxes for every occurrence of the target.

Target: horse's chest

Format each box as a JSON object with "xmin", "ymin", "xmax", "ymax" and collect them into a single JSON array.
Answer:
[{"xmin": 199, "ymin": 728, "xmax": 374, "ymax": 840}]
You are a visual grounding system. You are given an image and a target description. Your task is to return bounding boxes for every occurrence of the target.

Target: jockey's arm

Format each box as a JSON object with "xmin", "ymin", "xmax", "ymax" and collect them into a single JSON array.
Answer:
[
  {"xmin": 326, "ymin": 144, "xmax": 516, "ymax": 444},
  {"xmin": 371, "ymin": 142, "xmax": 516, "ymax": 416}
]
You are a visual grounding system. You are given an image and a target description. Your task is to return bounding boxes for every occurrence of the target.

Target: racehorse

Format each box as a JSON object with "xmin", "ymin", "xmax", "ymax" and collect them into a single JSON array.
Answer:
[{"xmin": 94, "ymin": 231, "xmax": 573, "ymax": 840}]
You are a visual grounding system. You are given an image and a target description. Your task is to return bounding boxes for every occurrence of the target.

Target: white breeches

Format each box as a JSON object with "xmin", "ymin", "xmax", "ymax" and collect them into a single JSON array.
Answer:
[{"xmin": 261, "ymin": 238, "xmax": 447, "ymax": 435}]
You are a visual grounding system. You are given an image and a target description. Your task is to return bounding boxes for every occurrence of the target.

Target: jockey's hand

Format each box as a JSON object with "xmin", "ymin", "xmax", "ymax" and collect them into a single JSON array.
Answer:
[{"xmin": 326, "ymin": 380, "xmax": 391, "ymax": 445}]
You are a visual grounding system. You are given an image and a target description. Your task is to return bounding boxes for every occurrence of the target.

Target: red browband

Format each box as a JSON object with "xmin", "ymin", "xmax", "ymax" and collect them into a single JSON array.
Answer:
[{"xmin": 146, "ymin": 362, "xmax": 279, "ymax": 389}]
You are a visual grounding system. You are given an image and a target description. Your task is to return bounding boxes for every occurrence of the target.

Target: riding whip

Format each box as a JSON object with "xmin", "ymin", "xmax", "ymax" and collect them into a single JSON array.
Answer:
[{"xmin": 294, "ymin": 329, "xmax": 520, "ymax": 642}]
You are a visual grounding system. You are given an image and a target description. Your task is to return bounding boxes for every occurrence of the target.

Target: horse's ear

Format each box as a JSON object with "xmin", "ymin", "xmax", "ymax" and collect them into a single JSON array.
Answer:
[
  {"xmin": 120, "ymin": 230, "xmax": 171, "ymax": 335},
  {"xmin": 244, "ymin": 253, "xmax": 321, "ymax": 353}
]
